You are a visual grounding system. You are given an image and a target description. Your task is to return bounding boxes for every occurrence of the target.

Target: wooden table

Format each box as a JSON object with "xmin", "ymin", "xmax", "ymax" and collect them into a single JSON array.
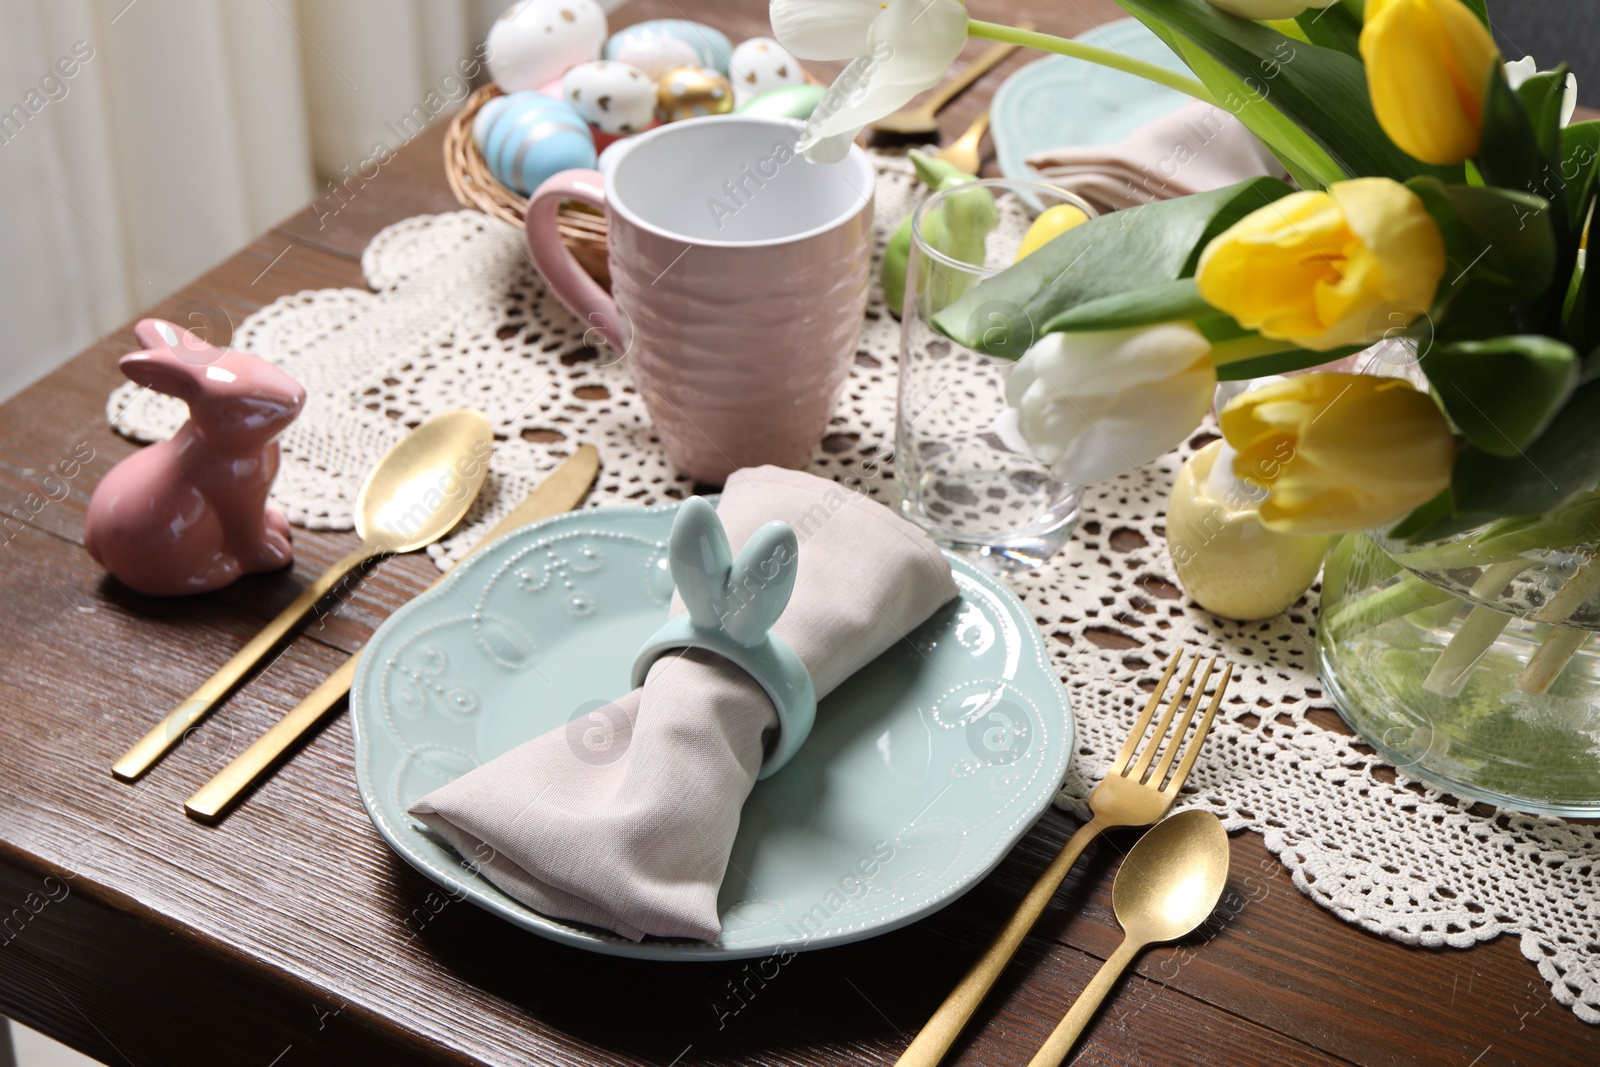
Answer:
[{"xmin": 1, "ymin": 2, "xmax": 1595, "ymax": 1064}]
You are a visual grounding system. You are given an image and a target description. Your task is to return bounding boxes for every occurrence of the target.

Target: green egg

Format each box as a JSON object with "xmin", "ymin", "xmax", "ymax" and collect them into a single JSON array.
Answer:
[{"xmin": 734, "ymin": 84, "xmax": 826, "ymax": 120}]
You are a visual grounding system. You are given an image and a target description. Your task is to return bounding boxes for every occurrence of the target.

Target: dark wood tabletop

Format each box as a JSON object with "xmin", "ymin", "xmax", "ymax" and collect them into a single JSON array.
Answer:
[{"xmin": 0, "ymin": 1, "xmax": 1595, "ymax": 1065}]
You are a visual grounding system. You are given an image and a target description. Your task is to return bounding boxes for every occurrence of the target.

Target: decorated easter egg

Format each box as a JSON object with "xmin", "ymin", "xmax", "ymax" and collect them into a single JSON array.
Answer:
[
  {"xmin": 733, "ymin": 83, "xmax": 825, "ymax": 121},
  {"xmin": 728, "ymin": 38, "xmax": 805, "ymax": 107},
  {"xmin": 487, "ymin": 0, "xmax": 608, "ymax": 93},
  {"xmin": 1015, "ymin": 204, "xmax": 1091, "ymax": 261},
  {"xmin": 605, "ymin": 19, "xmax": 732, "ymax": 77},
  {"xmin": 656, "ymin": 67, "xmax": 734, "ymax": 122},
  {"xmin": 1167, "ymin": 440, "xmax": 1327, "ymax": 621},
  {"xmin": 474, "ymin": 91, "xmax": 597, "ymax": 195},
  {"xmin": 603, "ymin": 30, "xmax": 698, "ymax": 80},
  {"xmin": 561, "ymin": 60, "xmax": 656, "ymax": 135}
]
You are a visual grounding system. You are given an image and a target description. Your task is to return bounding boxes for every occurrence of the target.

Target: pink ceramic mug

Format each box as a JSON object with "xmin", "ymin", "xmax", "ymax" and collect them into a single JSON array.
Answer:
[{"xmin": 525, "ymin": 116, "xmax": 875, "ymax": 484}]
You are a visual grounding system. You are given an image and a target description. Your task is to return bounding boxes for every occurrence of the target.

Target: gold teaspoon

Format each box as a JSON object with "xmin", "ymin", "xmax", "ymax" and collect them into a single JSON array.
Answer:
[
  {"xmin": 112, "ymin": 409, "xmax": 495, "ymax": 780},
  {"xmin": 1028, "ymin": 810, "xmax": 1231, "ymax": 1067}
]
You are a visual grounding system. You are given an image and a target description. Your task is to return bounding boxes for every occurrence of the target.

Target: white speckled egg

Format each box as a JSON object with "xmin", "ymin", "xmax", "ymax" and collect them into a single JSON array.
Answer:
[
  {"xmin": 561, "ymin": 60, "xmax": 655, "ymax": 135},
  {"xmin": 605, "ymin": 19, "xmax": 732, "ymax": 77},
  {"xmin": 473, "ymin": 91, "xmax": 597, "ymax": 195},
  {"xmin": 486, "ymin": 0, "xmax": 608, "ymax": 93},
  {"xmin": 728, "ymin": 38, "xmax": 805, "ymax": 108}
]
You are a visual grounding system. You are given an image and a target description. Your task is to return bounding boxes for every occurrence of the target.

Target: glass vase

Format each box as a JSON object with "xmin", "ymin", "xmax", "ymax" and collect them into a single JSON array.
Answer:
[{"xmin": 1318, "ymin": 516, "xmax": 1600, "ymax": 816}]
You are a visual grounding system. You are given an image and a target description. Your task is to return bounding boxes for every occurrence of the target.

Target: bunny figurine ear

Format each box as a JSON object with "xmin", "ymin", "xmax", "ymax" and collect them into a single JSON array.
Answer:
[
  {"xmin": 119, "ymin": 349, "xmax": 195, "ymax": 400},
  {"xmin": 723, "ymin": 522, "xmax": 799, "ymax": 647},
  {"xmin": 119, "ymin": 319, "xmax": 222, "ymax": 399},
  {"xmin": 633, "ymin": 497, "xmax": 817, "ymax": 779},
  {"xmin": 669, "ymin": 496, "xmax": 734, "ymax": 632},
  {"xmin": 134, "ymin": 318, "xmax": 219, "ymax": 364}
]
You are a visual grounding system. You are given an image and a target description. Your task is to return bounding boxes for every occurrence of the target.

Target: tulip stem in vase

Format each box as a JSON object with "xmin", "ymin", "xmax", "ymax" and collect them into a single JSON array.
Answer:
[
  {"xmin": 1422, "ymin": 560, "xmax": 1533, "ymax": 698},
  {"xmin": 1325, "ymin": 574, "xmax": 1454, "ymax": 642},
  {"xmin": 1518, "ymin": 627, "xmax": 1589, "ymax": 696},
  {"xmin": 1513, "ymin": 556, "xmax": 1600, "ymax": 694},
  {"xmin": 966, "ymin": 19, "xmax": 1218, "ymax": 105}
]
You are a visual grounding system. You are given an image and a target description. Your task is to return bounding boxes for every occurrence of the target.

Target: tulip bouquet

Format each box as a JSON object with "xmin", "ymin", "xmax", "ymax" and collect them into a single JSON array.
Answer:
[
  {"xmin": 779, "ymin": 0, "xmax": 1600, "ymax": 800},
  {"xmin": 777, "ymin": 0, "xmax": 1597, "ymax": 542}
]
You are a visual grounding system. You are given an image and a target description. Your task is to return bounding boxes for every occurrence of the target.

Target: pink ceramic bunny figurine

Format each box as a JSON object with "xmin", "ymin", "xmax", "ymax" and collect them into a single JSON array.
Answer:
[{"xmin": 84, "ymin": 319, "xmax": 306, "ymax": 596}]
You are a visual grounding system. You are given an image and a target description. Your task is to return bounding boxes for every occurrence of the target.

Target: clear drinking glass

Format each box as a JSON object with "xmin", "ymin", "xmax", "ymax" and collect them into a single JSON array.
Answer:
[{"xmin": 894, "ymin": 179, "xmax": 1095, "ymax": 571}]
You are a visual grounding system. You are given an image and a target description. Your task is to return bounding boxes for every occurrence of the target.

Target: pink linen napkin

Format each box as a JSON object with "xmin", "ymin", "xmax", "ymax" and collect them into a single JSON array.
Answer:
[
  {"xmin": 409, "ymin": 466, "xmax": 958, "ymax": 941},
  {"xmin": 1026, "ymin": 100, "xmax": 1289, "ymax": 214}
]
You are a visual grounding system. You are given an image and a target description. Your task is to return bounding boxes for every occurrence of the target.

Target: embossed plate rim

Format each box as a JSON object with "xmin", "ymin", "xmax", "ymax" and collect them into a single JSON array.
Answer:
[{"xmin": 351, "ymin": 500, "xmax": 1074, "ymax": 960}]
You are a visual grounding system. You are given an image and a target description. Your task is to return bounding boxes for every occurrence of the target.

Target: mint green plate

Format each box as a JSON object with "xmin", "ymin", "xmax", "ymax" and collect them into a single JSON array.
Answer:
[
  {"xmin": 350, "ymin": 502, "xmax": 1073, "ymax": 960},
  {"xmin": 992, "ymin": 17, "xmax": 1190, "ymax": 189}
]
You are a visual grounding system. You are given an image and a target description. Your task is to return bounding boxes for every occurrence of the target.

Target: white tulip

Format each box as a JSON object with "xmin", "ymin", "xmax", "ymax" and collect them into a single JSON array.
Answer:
[
  {"xmin": 1504, "ymin": 56, "xmax": 1579, "ymax": 128},
  {"xmin": 770, "ymin": 0, "xmax": 969, "ymax": 163},
  {"xmin": 1206, "ymin": 0, "xmax": 1337, "ymax": 17},
  {"xmin": 1003, "ymin": 324, "xmax": 1215, "ymax": 485}
]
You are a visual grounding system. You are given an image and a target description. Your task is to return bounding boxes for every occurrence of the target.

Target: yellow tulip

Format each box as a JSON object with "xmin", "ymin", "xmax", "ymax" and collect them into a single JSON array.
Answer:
[
  {"xmin": 1195, "ymin": 178, "xmax": 1446, "ymax": 351},
  {"xmin": 1219, "ymin": 373, "xmax": 1455, "ymax": 535},
  {"xmin": 1360, "ymin": 0, "xmax": 1499, "ymax": 165}
]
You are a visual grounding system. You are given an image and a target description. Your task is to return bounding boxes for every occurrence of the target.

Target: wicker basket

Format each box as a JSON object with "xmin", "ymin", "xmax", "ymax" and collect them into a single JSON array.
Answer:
[{"xmin": 444, "ymin": 84, "xmax": 611, "ymax": 290}]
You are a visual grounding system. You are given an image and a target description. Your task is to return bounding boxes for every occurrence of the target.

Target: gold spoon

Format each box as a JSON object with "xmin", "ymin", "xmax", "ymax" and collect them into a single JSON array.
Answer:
[
  {"xmin": 182, "ymin": 445, "xmax": 599, "ymax": 822},
  {"xmin": 112, "ymin": 409, "xmax": 495, "ymax": 781},
  {"xmin": 869, "ymin": 30, "xmax": 1028, "ymax": 137},
  {"xmin": 1028, "ymin": 810, "xmax": 1230, "ymax": 1067},
  {"xmin": 935, "ymin": 110, "xmax": 990, "ymax": 175}
]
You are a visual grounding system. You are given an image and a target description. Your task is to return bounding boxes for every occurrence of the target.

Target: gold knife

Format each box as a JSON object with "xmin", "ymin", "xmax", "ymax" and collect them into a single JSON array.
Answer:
[{"xmin": 184, "ymin": 445, "xmax": 600, "ymax": 821}]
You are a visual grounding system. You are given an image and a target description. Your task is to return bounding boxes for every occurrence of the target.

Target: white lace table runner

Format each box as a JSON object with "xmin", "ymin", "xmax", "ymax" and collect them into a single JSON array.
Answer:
[{"xmin": 109, "ymin": 156, "xmax": 1600, "ymax": 1025}]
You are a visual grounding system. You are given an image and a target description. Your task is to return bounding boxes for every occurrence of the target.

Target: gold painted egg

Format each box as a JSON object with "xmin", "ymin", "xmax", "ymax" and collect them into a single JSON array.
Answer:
[{"xmin": 656, "ymin": 66, "xmax": 734, "ymax": 122}]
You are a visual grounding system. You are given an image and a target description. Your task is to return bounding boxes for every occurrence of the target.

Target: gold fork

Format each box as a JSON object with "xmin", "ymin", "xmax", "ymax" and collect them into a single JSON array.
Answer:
[{"xmin": 895, "ymin": 651, "xmax": 1233, "ymax": 1067}]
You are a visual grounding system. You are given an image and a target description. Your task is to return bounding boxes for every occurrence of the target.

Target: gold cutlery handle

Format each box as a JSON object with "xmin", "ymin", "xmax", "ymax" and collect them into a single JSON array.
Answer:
[
  {"xmin": 896, "ymin": 816, "xmax": 1105, "ymax": 1067},
  {"xmin": 924, "ymin": 27, "xmax": 1029, "ymax": 113},
  {"xmin": 1027, "ymin": 938, "xmax": 1143, "ymax": 1067},
  {"xmin": 183, "ymin": 445, "xmax": 601, "ymax": 817},
  {"xmin": 112, "ymin": 546, "xmax": 372, "ymax": 781},
  {"xmin": 183, "ymin": 655, "xmax": 359, "ymax": 820}
]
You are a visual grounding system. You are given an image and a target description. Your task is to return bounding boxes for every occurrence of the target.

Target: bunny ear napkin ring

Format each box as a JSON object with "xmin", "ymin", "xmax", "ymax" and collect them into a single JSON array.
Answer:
[{"xmin": 631, "ymin": 496, "xmax": 817, "ymax": 779}]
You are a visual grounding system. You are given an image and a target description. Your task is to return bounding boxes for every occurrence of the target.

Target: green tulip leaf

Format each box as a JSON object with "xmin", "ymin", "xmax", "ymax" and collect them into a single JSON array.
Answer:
[
  {"xmin": 1213, "ymin": 343, "xmax": 1366, "ymax": 382},
  {"xmin": 1114, "ymin": 0, "xmax": 1465, "ymax": 185},
  {"xmin": 1479, "ymin": 66, "xmax": 1555, "ymax": 212},
  {"xmin": 1479, "ymin": 67, "xmax": 1579, "ymax": 338},
  {"xmin": 1516, "ymin": 67, "xmax": 1570, "ymax": 166},
  {"xmin": 1556, "ymin": 122, "xmax": 1600, "ymax": 352},
  {"xmin": 1420, "ymin": 335, "xmax": 1578, "ymax": 457},
  {"xmin": 929, "ymin": 177, "xmax": 1293, "ymax": 358},
  {"xmin": 1152, "ymin": 28, "xmax": 1345, "ymax": 189},
  {"xmin": 1558, "ymin": 120, "xmax": 1600, "ymax": 229},
  {"xmin": 1036, "ymin": 279, "xmax": 1215, "ymax": 333},
  {"xmin": 1400, "ymin": 377, "xmax": 1600, "ymax": 541},
  {"xmin": 1405, "ymin": 178, "xmax": 1556, "ymax": 306},
  {"xmin": 1294, "ymin": 2, "xmax": 1362, "ymax": 57}
]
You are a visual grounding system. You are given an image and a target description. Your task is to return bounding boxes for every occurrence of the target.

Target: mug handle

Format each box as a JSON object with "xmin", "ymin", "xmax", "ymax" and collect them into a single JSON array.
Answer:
[{"xmin": 524, "ymin": 169, "xmax": 630, "ymax": 352}]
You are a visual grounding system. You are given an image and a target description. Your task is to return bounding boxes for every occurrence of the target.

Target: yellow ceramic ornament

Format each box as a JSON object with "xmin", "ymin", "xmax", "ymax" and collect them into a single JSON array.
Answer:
[
  {"xmin": 656, "ymin": 66, "xmax": 735, "ymax": 122},
  {"xmin": 1167, "ymin": 440, "xmax": 1328, "ymax": 621},
  {"xmin": 1015, "ymin": 203, "xmax": 1090, "ymax": 262}
]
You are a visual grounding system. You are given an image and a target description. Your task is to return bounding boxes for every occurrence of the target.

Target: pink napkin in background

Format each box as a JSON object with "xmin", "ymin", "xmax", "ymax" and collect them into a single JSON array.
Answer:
[
  {"xmin": 409, "ymin": 467, "xmax": 958, "ymax": 941},
  {"xmin": 1026, "ymin": 100, "xmax": 1289, "ymax": 214}
]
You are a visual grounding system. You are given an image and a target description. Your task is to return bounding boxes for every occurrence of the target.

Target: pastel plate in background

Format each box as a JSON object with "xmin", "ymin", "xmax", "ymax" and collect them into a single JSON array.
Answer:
[
  {"xmin": 350, "ymin": 502, "xmax": 1074, "ymax": 960},
  {"xmin": 992, "ymin": 17, "xmax": 1191, "ymax": 186}
]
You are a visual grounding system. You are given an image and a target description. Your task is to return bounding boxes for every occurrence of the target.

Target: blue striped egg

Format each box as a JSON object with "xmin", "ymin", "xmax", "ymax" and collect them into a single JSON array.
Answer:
[
  {"xmin": 604, "ymin": 19, "xmax": 732, "ymax": 76},
  {"xmin": 474, "ymin": 91, "xmax": 597, "ymax": 196}
]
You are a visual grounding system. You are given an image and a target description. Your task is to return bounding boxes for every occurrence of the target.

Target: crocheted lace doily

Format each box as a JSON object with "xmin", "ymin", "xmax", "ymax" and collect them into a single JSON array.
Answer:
[{"xmin": 109, "ymin": 156, "xmax": 1600, "ymax": 1025}]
